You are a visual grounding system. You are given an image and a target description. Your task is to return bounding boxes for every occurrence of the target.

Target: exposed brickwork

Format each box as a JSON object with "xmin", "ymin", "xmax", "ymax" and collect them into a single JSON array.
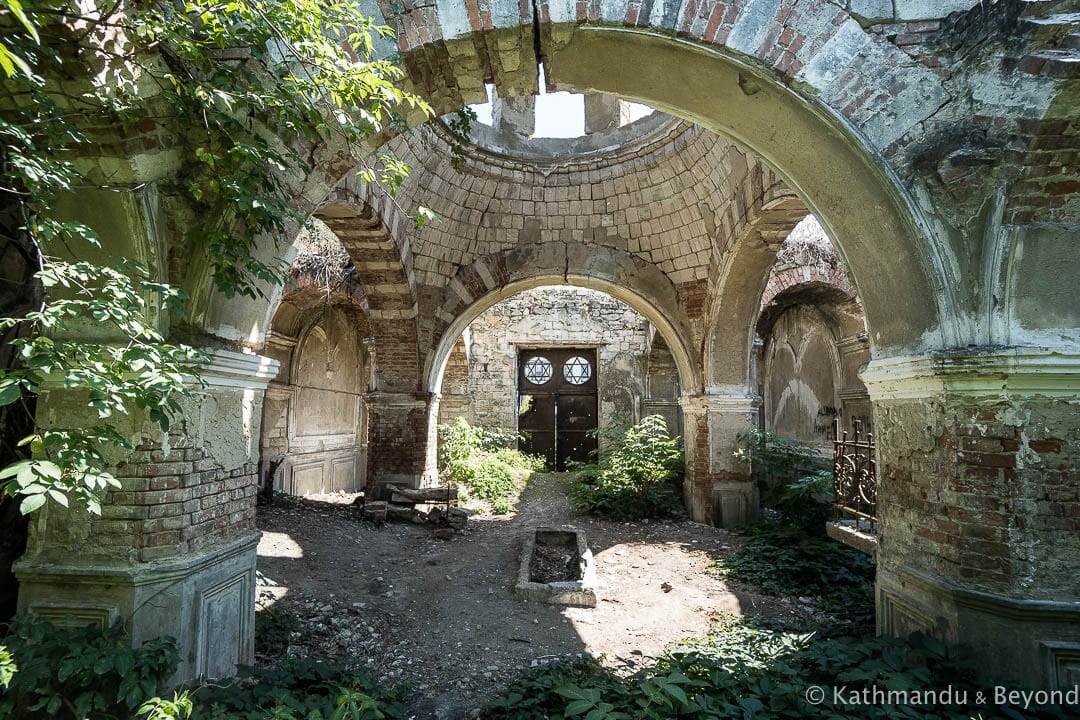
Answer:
[
  {"xmin": 877, "ymin": 397, "xmax": 1080, "ymax": 601},
  {"xmin": 440, "ymin": 336, "xmax": 471, "ymax": 397},
  {"xmin": 109, "ymin": 436, "xmax": 257, "ymax": 562},
  {"xmin": 388, "ymin": 121, "xmax": 785, "ymax": 289},
  {"xmin": 760, "ymin": 265, "xmax": 856, "ymax": 307},
  {"xmin": 365, "ymin": 398, "xmax": 436, "ymax": 490},
  {"xmin": 318, "ymin": 189, "xmax": 422, "ymax": 392}
]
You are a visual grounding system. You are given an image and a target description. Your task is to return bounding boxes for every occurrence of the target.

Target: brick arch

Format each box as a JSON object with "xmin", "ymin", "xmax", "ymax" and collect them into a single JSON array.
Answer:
[
  {"xmin": 755, "ymin": 280, "xmax": 863, "ymax": 343},
  {"xmin": 704, "ymin": 190, "xmax": 810, "ymax": 390},
  {"xmin": 759, "ymin": 265, "xmax": 858, "ymax": 310},
  {"xmin": 314, "ymin": 188, "xmax": 423, "ymax": 392},
  {"xmin": 372, "ymin": 3, "xmax": 966, "ymax": 353},
  {"xmin": 267, "ymin": 284, "xmax": 370, "ymax": 342},
  {"xmin": 423, "ymin": 242, "xmax": 701, "ymax": 395}
]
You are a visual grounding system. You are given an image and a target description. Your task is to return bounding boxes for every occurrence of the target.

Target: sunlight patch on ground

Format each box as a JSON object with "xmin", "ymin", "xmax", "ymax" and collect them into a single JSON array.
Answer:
[
  {"xmin": 258, "ymin": 530, "xmax": 305, "ymax": 558},
  {"xmin": 564, "ymin": 539, "xmax": 745, "ymax": 663}
]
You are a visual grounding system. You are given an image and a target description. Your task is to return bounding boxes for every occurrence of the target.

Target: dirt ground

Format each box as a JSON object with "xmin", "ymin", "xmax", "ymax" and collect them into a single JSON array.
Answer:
[{"xmin": 255, "ymin": 473, "xmax": 804, "ymax": 719}]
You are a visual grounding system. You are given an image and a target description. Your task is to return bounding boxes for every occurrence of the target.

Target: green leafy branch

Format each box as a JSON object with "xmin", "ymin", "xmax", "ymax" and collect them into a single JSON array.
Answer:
[{"xmin": 0, "ymin": 0, "xmax": 431, "ymax": 515}]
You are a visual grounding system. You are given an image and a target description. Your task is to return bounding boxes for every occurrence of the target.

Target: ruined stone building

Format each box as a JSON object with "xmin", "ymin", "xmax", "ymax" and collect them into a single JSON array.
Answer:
[{"xmin": 4, "ymin": 0, "xmax": 1079, "ymax": 691}]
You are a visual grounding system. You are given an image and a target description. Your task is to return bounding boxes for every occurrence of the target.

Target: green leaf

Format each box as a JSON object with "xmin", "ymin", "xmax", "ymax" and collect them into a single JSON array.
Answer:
[
  {"xmin": 19, "ymin": 493, "xmax": 46, "ymax": 514},
  {"xmin": 0, "ymin": 380, "xmax": 20, "ymax": 406},
  {"xmin": 0, "ymin": 459, "xmax": 31, "ymax": 480}
]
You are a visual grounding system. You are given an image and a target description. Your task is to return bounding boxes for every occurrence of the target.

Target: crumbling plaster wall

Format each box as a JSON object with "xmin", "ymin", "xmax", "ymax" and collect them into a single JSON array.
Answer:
[
  {"xmin": 463, "ymin": 287, "xmax": 653, "ymax": 434},
  {"xmin": 757, "ymin": 220, "xmax": 872, "ymax": 447},
  {"xmin": 261, "ymin": 306, "xmax": 368, "ymax": 496}
]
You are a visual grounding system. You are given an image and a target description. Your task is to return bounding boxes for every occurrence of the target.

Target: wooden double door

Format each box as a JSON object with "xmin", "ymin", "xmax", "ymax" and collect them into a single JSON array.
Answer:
[{"xmin": 517, "ymin": 348, "xmax": 598, "ymax": 471}]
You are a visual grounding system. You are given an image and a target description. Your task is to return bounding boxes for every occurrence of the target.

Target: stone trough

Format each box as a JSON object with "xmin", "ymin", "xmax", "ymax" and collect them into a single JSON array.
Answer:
[{"xmin": 514, "ymin": 526, "xmax": 596, "ymax": 608}]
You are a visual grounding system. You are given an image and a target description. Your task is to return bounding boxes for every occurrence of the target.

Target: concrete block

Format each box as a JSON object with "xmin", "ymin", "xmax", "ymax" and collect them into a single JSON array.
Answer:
[
  {"xmin": 796, "ymin": 19, "xmax": 872, "ymax": 92},
  {"xmin": 726, "ymin": 0, "xmax": 783, "ymax": 56},
  {"xmin": 849, "ymin": 0, "xmax": 894, "ymax": 23},
  {"xmin": 514, "ymin": 527, "xmax": 597, "ymax": 608}
]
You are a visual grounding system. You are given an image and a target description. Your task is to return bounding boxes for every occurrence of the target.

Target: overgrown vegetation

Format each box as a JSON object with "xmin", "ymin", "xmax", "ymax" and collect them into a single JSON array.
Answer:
[
  {"xmin": 0, "ymin": 618, "xmax": 179, "ymax": 719},
  {"xmin": 723, "ymin": 429, "xmax": 874, "ymax": 624},
  {"xmin": 0, "ymin": 617, "xmax": 406, "ymax": 720},
  {"xmin": 734, "ymin": 430, "xmax": 830, "ymax": 525},
  {"xmin": 438, "ymin": 417, "xmax": 545, "ymax": 514},
  {"xmin": 192, "ymin": 659, "xmax": 405, "ymax": 720},
  {"xmin": 569, "ymin": 415, "xmax": 684, "ymax": 521},
  {"xmin": 485, "ymin": 614, "xmax": 1073, "ymax": 719},
  {"xmin": 0, "ymin": 0, "xmax": 444, "ymax": 517},
  {"xmin": 254, "ymin": 599, "xmax": 302, "ymax": 662},
  {"xmin": 713, "ymin": 524, "xmax": 876, "ymax": 627}
]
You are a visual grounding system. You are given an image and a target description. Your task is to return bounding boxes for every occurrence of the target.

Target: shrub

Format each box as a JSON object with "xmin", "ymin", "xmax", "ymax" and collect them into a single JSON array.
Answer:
[
  {"xmin": 570, "ymin": 415, "xmax": 684, "ymax": 521},
  {"xmin": 734, "ymin": 430, "xmax": 833, "ymax": 534},
  {"xmin": 0, "ymin": 618, "xmax": 179, "ymax": 719},
  {"xmin": 0, "ymin": 619, "xmax": 405, "ymax": 720},
  {"xmin": 485, "ymin": 615, "xmax": 1074, "ymax": 719},
  {"xmin": 438, "ymin": 417, "xmax": 545, "ymax": 514},
  {"xmin": 439, "ymin": 417, "xmax": 525, "ymax": 467},
  {"xmin": 492, "ymin": 447, "xmax": 547, "ymax": 473}
]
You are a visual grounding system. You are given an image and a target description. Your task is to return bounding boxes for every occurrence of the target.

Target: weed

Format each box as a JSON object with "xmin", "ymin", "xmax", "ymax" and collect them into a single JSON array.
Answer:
[{"xmin": 570, "ymin": 415, "xmax": 684, "ymax": 521}]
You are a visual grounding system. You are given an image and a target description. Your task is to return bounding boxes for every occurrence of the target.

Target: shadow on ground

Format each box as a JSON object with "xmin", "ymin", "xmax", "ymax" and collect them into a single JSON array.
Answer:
[{"xmin": 254, "ymin": 473, "xmax": 800, "ymax": 719}]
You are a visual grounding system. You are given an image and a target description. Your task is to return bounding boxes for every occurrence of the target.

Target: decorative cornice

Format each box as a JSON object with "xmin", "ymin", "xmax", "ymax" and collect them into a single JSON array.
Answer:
[
  {"xmin": 193, "ymin": 350, "xmax": 279, "ymax": 391},
  {"xmin": 15, "ymin": 531, "xmax": 259, "ymax": 583},
  {"xmin": 836, "ymin": 332, "xmax": 869, "ymax": 354},
  {"xmin": 861, "ymin": 349, "xmax": 1080, "ymax": 401},
  {"xmin": 264, "ymin": 331, "xmax": 298, "ymax": 350}
]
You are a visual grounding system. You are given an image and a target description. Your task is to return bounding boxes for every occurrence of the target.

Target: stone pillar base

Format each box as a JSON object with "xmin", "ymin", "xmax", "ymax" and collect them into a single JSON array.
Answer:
[
  {"xmin": 680, "ymin": 393, "xmax": 759, "ymax": 527},
  {"xmin": 863, "ymin": 349, "xmax": 1080, "ymax": 688},
  {"xmin": 879, "ymin": 566, "xmax": 1080, "ymax": 689},
  {"xmin": 14, "ymin": 531, "xmax": 259, "ymax": 683}
]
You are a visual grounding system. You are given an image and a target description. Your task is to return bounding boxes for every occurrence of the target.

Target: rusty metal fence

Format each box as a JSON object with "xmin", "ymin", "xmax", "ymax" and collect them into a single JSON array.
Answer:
[{"xmin": 833, "ymin": 418, "xmax": 877, "ymax": 533}]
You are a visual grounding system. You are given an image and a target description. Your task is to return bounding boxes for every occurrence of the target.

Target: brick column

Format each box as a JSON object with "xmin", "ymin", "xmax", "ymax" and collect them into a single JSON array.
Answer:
[
  {"xmin": 14, "ymin": 349, "xmax": 278, "ymax": 683},
  {"xmin": 863, "ymin": 349, "xmax": 1080, "ymax": 688},
  {"xmin": 680, "ymin": 393, "xmax": 760, "ymax": 527},
  {"xmin": 364, "ymin": 391, "xmax": 439, "ymax": 496}
]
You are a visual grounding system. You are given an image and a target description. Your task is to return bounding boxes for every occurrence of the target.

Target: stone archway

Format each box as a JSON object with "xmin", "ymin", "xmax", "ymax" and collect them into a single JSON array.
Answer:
[
  {"xmin": 426, "ymin": 244, "xmax": 699, "ymax": 396},
  {"xmin": 15, "ymin": 1, "xmax": 1080, "ymax": 688}
]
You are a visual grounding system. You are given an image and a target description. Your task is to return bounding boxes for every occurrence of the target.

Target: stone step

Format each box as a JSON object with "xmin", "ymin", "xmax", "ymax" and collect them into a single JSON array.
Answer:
[
  {"xmin": 1065, "ymin": 31, "xmax": 1080, "ymax": 49},
  {"xmin": 1019, "ymin": 49, "xmax": 1080, "ymax": 78}
]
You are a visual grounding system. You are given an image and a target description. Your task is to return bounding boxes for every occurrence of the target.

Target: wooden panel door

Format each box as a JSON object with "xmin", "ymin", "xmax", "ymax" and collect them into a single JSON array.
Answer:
[{"xmin": 518, "ymin": 348, "xmax": 598, "ymax": 471}]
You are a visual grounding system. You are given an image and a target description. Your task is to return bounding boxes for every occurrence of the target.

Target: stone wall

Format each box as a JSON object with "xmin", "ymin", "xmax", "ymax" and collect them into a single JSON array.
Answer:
[{"xmin": 456, "ymin": 286, "xmax": 670, "ymax": 436}]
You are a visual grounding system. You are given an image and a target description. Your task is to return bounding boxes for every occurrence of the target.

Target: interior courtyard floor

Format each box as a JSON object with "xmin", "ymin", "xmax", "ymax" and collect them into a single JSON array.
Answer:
[{"xmin": 255, "ymin": 473, "xmax": 814, "ymax": 718}]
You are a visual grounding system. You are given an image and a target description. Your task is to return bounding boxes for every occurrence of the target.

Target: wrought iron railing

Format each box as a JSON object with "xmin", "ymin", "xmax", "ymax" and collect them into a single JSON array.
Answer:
[{"xmin": 833, "ymin": 418, "xmax": 877, "ymax": 533}]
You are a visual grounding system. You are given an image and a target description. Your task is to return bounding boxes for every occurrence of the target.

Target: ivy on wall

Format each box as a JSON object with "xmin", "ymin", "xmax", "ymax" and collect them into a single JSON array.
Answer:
[{"xmin": 0, "ymin": 0, "xmax": 430, "ymax": 514}]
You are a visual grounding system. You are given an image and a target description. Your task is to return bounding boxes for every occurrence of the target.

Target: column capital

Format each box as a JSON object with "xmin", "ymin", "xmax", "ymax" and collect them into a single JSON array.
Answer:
[
  {"xmin": 679, "ymin": 392, "xmax": 761, "ymax": 414},
  {"xmin": 193, "ymin": 349, "xmax": 279, "ymax": 391},
  {"xmin": 364, "ymin": 391, "xmax": 437, "ymax": 409},
  {"xmin": 861, "ymin": 348, "xmax": 1080, "ymax": 401}
]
